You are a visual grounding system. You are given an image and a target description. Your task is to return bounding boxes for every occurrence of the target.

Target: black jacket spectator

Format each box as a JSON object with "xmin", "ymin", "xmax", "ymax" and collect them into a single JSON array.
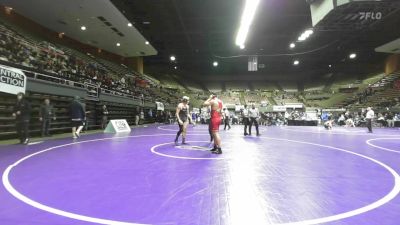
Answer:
[
  {"xmin": 13, "ymin": 93, "xmax": 31, "ymax": 144},
  {"xmin": 13, "ymin": 99, "xmax": 31, "ymax": 121},
  {"xmin": 69, "ymin": 100, "xmax": 85, "ymax": 121},
  {"xmin": 40, "ymin": 104, "xmax": 54, "ymax": 119}
]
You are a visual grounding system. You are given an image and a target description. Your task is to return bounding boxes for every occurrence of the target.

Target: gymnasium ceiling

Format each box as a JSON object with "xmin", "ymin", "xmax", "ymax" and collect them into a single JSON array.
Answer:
[
  {"xmin": 112, "ymin": 0, "xmax": 400, "ymax": 79},
  {"xmin": 0, "ymin": 0, "xmax": 157, "ymax": 57}
]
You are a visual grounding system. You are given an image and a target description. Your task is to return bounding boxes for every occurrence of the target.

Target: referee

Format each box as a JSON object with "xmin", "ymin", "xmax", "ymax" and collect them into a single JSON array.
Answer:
[
  {"xmin": 249, "ymin": 103, "xmax": 260, "ymax": 136},
  {"xmin": 366, "ymin": 107, "xmax": 374, "ymax": 133}
]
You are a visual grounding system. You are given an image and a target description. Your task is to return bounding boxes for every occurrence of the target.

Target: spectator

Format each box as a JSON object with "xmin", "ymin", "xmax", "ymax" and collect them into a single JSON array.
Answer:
[
  {"xmin": 135, "ymin": 107, "xmax": 140, "ymax": 126},
  {"xmin": 101, "ymin": 105, "xmax": 109, "ymax": 129},
  {"xmin": 223, "ymin": 108, "xmax": 231, "ymax": 130},
  {"xmin": 39, "ymin": 98, "xmax": 56, "ymax": 137},
  {"xmin": 140, "ymin": 109, "xmax": 145, "ymax": 124},
  {"xmin": 12, "ymin": 92, "xmax": 31, "ymax": 144},
  {"xmin": 69, "ymin": 96, "xmax": 85, "ymax": 139},
  {"xmin": 387, "ymin": 112, "xmax": 394, "ymax": 128},
  {"xmin": 338, "ymin": 114, "xmax": 346, "ymax": 126},
  {"xmin": 345, "ymin": 115, "xmax": 355, "ymax": 127}
]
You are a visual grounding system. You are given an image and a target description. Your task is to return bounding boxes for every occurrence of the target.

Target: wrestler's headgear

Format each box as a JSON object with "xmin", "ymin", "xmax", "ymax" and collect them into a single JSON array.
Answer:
[{"xmin": 182, "ymin": 96, "xmax": 190, "ymax": 102}]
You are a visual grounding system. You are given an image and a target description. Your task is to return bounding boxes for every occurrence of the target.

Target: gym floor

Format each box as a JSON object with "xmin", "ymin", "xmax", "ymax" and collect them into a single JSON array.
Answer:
[{"xmin": 0, "ymin": 124, "xmax": 399, "ymax": 225}]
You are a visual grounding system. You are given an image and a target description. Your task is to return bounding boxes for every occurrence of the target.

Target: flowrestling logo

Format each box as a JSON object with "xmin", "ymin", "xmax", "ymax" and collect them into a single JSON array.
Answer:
[
  {"xmin": 104, "ymin": 119, "xmax": 131, "ymax": 133},
  {"xmin": 115, "ymin": 120, "xmax": 128, "ymax": 130},
  {"xmin": 359, "ymin": 12, "xmax": 382, "ymax": 20}
]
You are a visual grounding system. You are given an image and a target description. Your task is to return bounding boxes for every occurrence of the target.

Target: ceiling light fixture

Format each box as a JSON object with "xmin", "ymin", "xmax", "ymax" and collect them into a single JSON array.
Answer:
[
  {"xmin": 127, "ymin": 23, "xmax": 132, "ymax": 27},
  {"xmin": 235, "ymin": 0, "xmax": 260, "ymax": 48},
  {"xmin": 174, "ymin": 66, "xmax": 177, "ymax": 69},
  {"xmin": 145, "ymin": 41, "xmax": 149, "ymax": 45},
  {"xmin": 116, "ymin": 43, "xmax": 121, "ymax": 47},
  {"xmin": 213, "ymin": 61, "xmax": 219, "ymax": 67},
  {"xmin": 293, "ymin": 60, "xmax": 300, "ymax": 66},
  {"xmin": 290, "ymin": 43, "xmax": 296, "ymax": 48},
  {"xmin": 170, "ymin": 56, "xmax": 176, "ymax": 61},
  {"xmin": 80, "ymin": 26, "xmax": 86, "ymax": 31},
  {"xmin": 240, "ymin": 45, "xmax": 245, "ymax": 50},
  {"xmin": 297, "ymin": 29, "xmax": 313, "ymax": 42},
  {"xmin": 349, "ymin": 53, "xmax": 357, "ymax": 59}
]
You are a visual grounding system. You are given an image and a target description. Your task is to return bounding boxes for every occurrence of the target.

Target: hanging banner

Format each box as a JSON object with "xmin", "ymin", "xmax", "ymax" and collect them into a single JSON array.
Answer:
[
  {"xmin": 0, "ymin": 65, "xmax": 26, "ymax": 95},
  {"xmin": 235, "ymin": 105, "xmax": 244, "ymax": 112},
  {"xmin": 273, "ymin": 106, "xmax": 286, "ymax": 112},
  {"xmin": 156, "ymin": 101, "xmax": 164, "ymax": 111}
]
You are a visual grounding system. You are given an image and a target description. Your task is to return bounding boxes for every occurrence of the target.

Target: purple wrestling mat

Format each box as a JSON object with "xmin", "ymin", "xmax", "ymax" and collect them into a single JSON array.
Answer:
[{"xmin": 0, "ymin": 124, "xmax": 400, "ymax": 225}]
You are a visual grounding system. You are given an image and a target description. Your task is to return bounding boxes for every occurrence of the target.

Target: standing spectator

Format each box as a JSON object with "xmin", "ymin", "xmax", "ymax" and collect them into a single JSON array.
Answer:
[
  {"xmin": 248, "ymin": 103, "xmax": 260, "ymax": 136},
  {"xmin": 12, "ymin": 92, "xmax": 31, "ymax": 144},
  {"xmin": 242, "ymin": 105, "xmax": 250, "ymax": 136},
  {"xmin": 80, "ymin": 101, "xmax": 91, "ymax": 132},
  {"xmin": 223, "ymin": 108, "xmax": 231, "ymax": 130},
  {"xmin": 140, "ymin": 109, "xmax": 145, "ymax": 125},
  {"xmin": 135, "ymin": 108, "xmax": 140, "ymax": 126},
  {"xmin": 165, "ymin": 111, "xmax": 171, "ymax": 124},
  {"xmin": 39, "ymin": 98, "xmax": 56, "ymax": 137},
  {"xmin": 140, "ymin": 93, "xmax": 144, "ymax": 105},
  {"xmin": 101, "ymin": 105, "xmax": 109, "ymax": 129},
  {"xmin": 366, "ymin": 107, "xmax": 375, "ymax": 133},
  {"xmin": 387, "ymin": 112, "xmax": 394, "ymax": 128},
  {"xmin": 70, "ymin": 96, "xmax": 85, "ymax": 138}
]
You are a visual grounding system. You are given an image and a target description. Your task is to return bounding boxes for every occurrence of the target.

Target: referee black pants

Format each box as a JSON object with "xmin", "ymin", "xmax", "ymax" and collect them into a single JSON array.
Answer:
[
  {"xmin": 243, "ymin": 118, "xmax": 249, "ymax": 134},
  {"xmin": 367, "ymin": 118, "xmax": 372, "ymax": 132},
  {"xmin": 249, "ymin": 117, "xmax": 259, "ymax": 135}
]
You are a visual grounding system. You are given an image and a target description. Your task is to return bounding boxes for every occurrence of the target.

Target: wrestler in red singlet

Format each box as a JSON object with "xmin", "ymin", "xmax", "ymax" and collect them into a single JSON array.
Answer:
[
  {"xmin": 204, "ymin": 94, "xmax": 224, "ymax": 154},
  {"xmin": 210, "ymin": 98, "xmax": 223, "ymax": 132}
]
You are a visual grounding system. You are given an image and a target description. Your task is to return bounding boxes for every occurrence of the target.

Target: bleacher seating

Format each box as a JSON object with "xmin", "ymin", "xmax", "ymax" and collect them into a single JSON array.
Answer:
[
  {"xmin": 278, "ymin": 81, "xmax": 298, "ymax": 92},
  {"xmin": 244, "ymin": 92, "xmax": 269, "ymax": 105}
]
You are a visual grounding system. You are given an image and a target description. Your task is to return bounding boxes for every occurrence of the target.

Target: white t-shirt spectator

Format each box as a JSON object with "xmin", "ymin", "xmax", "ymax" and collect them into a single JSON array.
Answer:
[
  {"xmin": 249, "ymin": 108, "xmax": 259, "ymax": 118},
  {"xmin": 366, "ymin": 109, "xmax": 375, "ymax": 119}
]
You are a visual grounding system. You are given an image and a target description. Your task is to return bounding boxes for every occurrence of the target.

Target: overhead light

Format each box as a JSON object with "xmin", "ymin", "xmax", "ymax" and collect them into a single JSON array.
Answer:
[
  {"xmin": 240, "ymin": 45, "xmax": 245, "ymax": 49},
  {"xmin": 174, "ymin": 66, "xmax": 177, "ymax": 69},
  {"xmin": 170, "ymin": 56, "xmax": 176, "ymax": 61},
  {"xmin": 235, "ymin": 0, "xmax": 260, "ymax": 47},
  {"xmin": 127, "ymin": 23, "xmax": 132, "ymax": 27},
  {"xmin": 289, "ymin": 43, "xmax": 296, "ymax": 48},
  {"xmin": 80, "ymin": 26, "xmax": 86, "ymax": 31},
  {"xmin": 213, "ymin": 61, "xmax": 219, "ymax": 67},
  {"xmin": 298, "ymin": 35, "xmax": 306, "ymax": 41},
  {"xmin": 349, "ymin": 53, "xmax": 357, "ymax": 59},
  {"xmin": 329, "ymin": 64, "xmax": 332, "ymax": 68},
  {"xmin": 293, "ymin": 60, "xmax": 300, "ymax": 66},
  {"xmin": 305, "ymin": 29, "xmax": 314, "ymax": 35},
  {"xmin": 145, "ymin": 41, "xmax": 149, "ymax": 45},
  {"xmin": 116, "ymin": 43, "xmax": 121, "ymax": 47},
  {"xmin": 297, "ymin": 29, "xmax": 313, "ymax": 42}
]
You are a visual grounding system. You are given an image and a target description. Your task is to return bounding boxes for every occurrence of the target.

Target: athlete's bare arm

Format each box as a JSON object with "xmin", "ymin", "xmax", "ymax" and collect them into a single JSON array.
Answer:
[
  {"xmin": 203, "ymin": 95, "xmax": 213, "ymax": 107},
  {"xmin": 187, "ymin": 105, "xmax": 192, "ymax": 123},
  {"xmin": 176, "ymin": 103, "xmax": 183, "ymax": 124}
]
